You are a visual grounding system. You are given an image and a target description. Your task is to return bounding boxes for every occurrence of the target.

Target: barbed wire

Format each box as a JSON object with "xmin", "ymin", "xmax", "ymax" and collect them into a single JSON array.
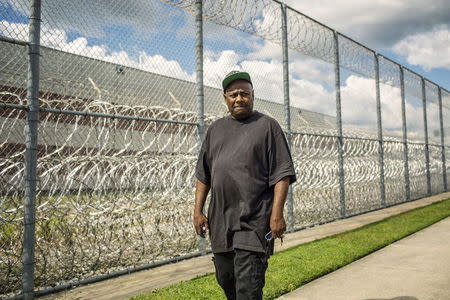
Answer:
[
  {"xmin": 2, "ymin": 88, "xmax": 444, "ymax": 295},
  {"xmin": 0, "ymin": 89, "xmax": 215, "ymax": 295}
]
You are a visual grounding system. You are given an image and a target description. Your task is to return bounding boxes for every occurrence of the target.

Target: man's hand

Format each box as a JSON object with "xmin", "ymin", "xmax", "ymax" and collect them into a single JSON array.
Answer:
[
  {"xmin": 270, "ymin": 215, "xmax": 286, "ymax": 239},
  {"xmin": 271, "ymin": 177, "xmax": 290, "ymax": 239},
  {"xmin": 193, "ymin": 212, "xmax": 209, "ymax": 238},
  {"xmin": 193, "ymin": 179, "xmax": 210, "ymax": 238}
]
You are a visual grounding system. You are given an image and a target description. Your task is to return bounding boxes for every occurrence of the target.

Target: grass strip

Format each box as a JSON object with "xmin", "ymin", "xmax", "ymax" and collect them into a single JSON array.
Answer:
[{"xmin": 131, "ymin": 198, "xmax": 450, "ymax": 300}]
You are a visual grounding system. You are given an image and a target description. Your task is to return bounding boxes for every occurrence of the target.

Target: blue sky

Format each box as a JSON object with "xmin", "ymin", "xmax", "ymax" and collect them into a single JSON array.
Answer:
[
  {"xmin": 384, "ymin": 49, "xmax": 449, "ymax": 89},
  {"xmin": 284, "ymin": 0, "xmax": 450, "ymax": 90},
  {"xmin": 1, "ymin": 0, "xmax": 448, "ymax": 89}
]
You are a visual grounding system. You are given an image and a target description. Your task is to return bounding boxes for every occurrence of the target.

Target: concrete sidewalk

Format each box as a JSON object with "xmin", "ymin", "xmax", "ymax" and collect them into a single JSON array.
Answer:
[
  {"xmin": 42, "ymin": 192, "xmax": 450, "ymax": 300},
  {"xmin": 277, "ymin": 216, "xmax": 450, "ymax": 300}
]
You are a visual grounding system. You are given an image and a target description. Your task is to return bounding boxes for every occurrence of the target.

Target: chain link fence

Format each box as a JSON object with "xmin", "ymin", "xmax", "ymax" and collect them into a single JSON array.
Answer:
[{"xmin": 1, "ymin": 0, "xmax": 449, "ymax": 298}]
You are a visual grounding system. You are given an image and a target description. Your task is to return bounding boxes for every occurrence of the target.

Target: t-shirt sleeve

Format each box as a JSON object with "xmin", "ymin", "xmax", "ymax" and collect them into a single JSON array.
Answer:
[
  {"xmin": 195, "ymin": 129, "xmax": 211, "ymax": 185},
  {"xmin": 268, "ymin": 125, "xmax": 297, "ymax": 187}
]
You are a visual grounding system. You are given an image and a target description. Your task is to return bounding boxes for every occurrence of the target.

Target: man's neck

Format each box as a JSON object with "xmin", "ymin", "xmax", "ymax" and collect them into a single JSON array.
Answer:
[{"xmin": 231, "ymin": 110, "xmax": 255, "ymax": 120}]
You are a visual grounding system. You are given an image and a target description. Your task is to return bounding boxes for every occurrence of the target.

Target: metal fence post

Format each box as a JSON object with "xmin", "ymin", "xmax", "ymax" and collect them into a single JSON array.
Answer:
[
  {"xmin": 22, "ymin": 0, "xmax": 41, "ymax": 299},
  {"xmin": 281, "ymin": 3, "xmax": 294, "ymax": 231},
  {"xmin": 195, "ymin": 0, "xmax": 206, "ymax": 255},
  {"xmin": 374, "ymin": 54, "xmax": 386, "ymax": 207},
  {"xmin": 400, "ymin": 67, "xmax": 411, "ymax": 202},
  {"xmin": 438, "ymin": 88, "xmax": 447, "ymax": 191},
  {"xmin": 421, "ymin": 77, "xmax": 431, "ymax": 196},
  {"xmin": 333, "ymin": 31, "xmax": 346, "ymax": 218}
]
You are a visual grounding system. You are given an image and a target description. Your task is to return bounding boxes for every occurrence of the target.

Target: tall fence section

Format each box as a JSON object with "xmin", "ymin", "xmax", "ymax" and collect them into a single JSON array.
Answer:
[{"xmin": 1, "ymin": 0, "xmax": 449, "ymax": 298}]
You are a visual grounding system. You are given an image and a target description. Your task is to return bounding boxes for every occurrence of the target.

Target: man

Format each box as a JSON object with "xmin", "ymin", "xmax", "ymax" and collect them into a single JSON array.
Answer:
[{"xmin": 193, "ymin": 71, "xmax": 296, "ymax": 300}]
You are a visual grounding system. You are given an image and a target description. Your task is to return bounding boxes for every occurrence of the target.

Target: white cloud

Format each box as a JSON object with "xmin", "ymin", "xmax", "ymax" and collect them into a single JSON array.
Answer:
[
  {"xmin": 393, "ymin": 25, "xmax": 450, "ymax": 71},
  {"xmin": 380, "ymin": 83, "xmax": 402, "ymax": 135},
  {"xmin": 203, "ymin": 50, "xmax": 241, "ymax": 88},
  {"xmin": 202, "ymin": 39, "xmax": 339, "ymax": 118},
  {"xmin": 340, "ymin": 75, "xmax": 428, "ymax": 139},
  {"xmin": 288, "ymin": 55, "xmax": 335, "ymax": 89},
  {"xmin": 290, "ymin": 77, "xmax": 335, "ymax": 116},
  {"xmin": 138, "ymin": 52, "xmax": 194, "ymax": 81},
  {"xmin": 203, "ymin": 48, "xmax": 285, "ymax": 102},
  {"xmin": 283, "ymin": 0, "xmax": 450, "ymax": 49},
  {"xmin": 8, "ymin": 0, "xmax": 167, "ymax": 39},
  {"xmin": 242, "ymin": 58, "xmax": 284, "ymax": 101},
  {"xmin": 247, "ymin": 40, "xmax": 282, "ymax": 61},
  {"xmin": 2, "ymin": 0, "xmax": 445, "ymax": 144},
  {"xmin": 0, "ymin": 20, "xmax": 430, "ymax": 140},
  {"xmin": 341, "ymin": 75, "xmax": 377, "ymax": 128},
  {"xmin": 202, "ymin": 42, "xmax": 336, "ymax": 112},
  {"xmin": 0, "ymin": 19, "xmax": 28, "ymax": 41},
  {"xmin": 0, "ymin": 20, "xmax": 194, "ymax": 82},
  {"xmin": 252, "ymin": 2, "xmax": 282, "ymax": 40}
]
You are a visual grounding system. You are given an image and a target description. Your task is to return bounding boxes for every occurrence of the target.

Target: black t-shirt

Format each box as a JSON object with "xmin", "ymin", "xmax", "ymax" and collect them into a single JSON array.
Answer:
[{"xmin": 195, "ymin": 111, "xmax": 297, "ymax": 254}]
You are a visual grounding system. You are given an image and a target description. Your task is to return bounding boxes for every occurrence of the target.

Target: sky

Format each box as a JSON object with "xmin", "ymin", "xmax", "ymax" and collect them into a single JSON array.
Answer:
[
  {"xmin": 284, "ymin": 0, "xmax": 450, "ymax": 89},
  {"xmin": 1, "ymin": 0, "xmax": 449, "ymax": 139}
]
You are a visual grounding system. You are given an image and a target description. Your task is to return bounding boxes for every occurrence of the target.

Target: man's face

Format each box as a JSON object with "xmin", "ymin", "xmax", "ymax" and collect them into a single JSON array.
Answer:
[{"xmin": 223, "ymin": 80, "xmax": 254, "ymax": 120}]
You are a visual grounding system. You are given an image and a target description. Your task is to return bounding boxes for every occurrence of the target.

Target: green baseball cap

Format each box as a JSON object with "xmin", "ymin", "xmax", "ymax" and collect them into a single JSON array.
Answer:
[{"xmin": 222, "ymin": 71, "xmax": 252, "ymax": 91}]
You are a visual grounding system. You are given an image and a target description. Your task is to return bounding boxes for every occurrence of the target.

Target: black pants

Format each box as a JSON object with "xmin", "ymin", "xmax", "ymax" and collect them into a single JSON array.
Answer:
[{"xmin": 213, "ymin": 249, "xmax": 268, "ymax": 300}]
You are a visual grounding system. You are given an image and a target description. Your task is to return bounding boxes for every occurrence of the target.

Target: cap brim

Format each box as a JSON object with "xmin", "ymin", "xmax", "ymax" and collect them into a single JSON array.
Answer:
[{"xmin": 222, "ymin": 72, "xmax": 252, "ymax": 91}]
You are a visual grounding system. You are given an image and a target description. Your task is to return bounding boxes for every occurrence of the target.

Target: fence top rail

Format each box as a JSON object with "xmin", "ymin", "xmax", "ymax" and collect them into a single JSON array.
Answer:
[
  {"xmin": 342, "ymin": 136, "xmax": 380, "ymax": 142},
  {"xmin": 41, "ymin": 107, "xmax": 199, "ymax": 126},
  {"xmin": 291, "ymin": 131, "xmax": 339, "ymax": 139},
  {"xmin": 428, "ymin": 142, "xmax": 444, "ymax": 147},
  {"xmin": 291, "ymin": 131, "xmax": 380, "ymax": 142},
  {"xmin": 0, "ymin": 102, "xmax": 28, "ymax": 111},
  {"xmin": 289, "ymin": 130, "xmax": 448, "ymax": 145},
  {"xmin": 377, "ymin": 53, "xmax": 402, "ymax": 67},
  {"xmin": 0, "ymin": 102, "xmax": 199, "ymax": 126},
  {"xmin": 0, "ymin": 35, "xmax": 28, "ymax": 46},
  {"xmin": 273, "ymin": 0, "xmax": 333, "ymax": 32}
]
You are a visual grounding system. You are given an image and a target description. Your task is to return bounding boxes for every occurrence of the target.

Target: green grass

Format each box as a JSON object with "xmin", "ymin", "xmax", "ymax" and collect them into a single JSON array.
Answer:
[{"xmin": 130, "ymin": 198, "xmax": 450, "ymax": 300}]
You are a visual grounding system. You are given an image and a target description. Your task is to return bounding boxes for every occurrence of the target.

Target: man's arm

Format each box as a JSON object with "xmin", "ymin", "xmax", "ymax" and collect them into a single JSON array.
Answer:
[
  {"xmin": 270, "ymin": 176, "xmax": 290, "ymax": 239},
  {"xmin": 193, "ymin": 179, "xmax": 211, "ymax": 237}
]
